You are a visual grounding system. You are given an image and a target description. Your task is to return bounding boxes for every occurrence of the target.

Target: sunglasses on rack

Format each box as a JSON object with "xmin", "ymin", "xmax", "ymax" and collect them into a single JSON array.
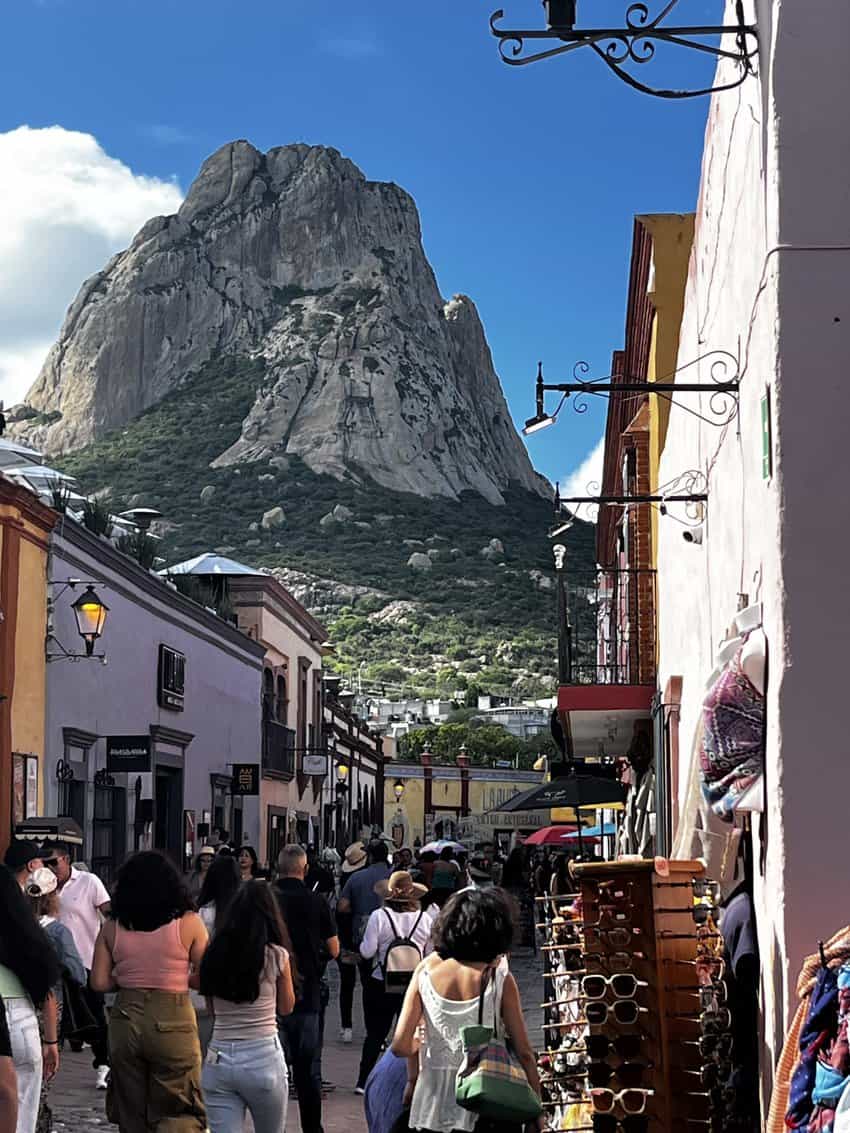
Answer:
[
  {"xmin": 586, "ymin": 1061, "xmax": 654, "ymax": 1089},
  {"xmin": 665, "ymin": 982, "xmax": 727, "ymax": 1006},
  {"xmin": 586, "ymin": 1034, "xmax": 644, "ymax": 1060},
  {"xmin": 585, "ymin": 950, "xmax": 646, "ymax": 973},
  {"xmin": 668, "ymin": 1006, "xmax": 732, "ymax": 1030},
  {"xmin": 681, "ymin": 1062, "xmax": 732, "ymax": 1088},
  {"xmin": 663, "ymin": 956, "xmax": 726, "ymax": 980},
  {"xmin": 566, "ymin": 1117, "xmax": 651, "ymax": 1133},
  {"xmin": 584, "ymin": 905, "xmax": 637, "ymax": 928},
  {"xmin": 685, "ymin": 1033, "xmax": 733, "ymax": 1059},
  {"xmin": 659, "ymin": 878, "xmax": 720, "ymax": 901},
  {"xmin": 590, "ymin": 1088, "xmax": 655, "ymax": 1115},
  {"xmin": 655, "ymin": 904, "xmax": 716, "ymax": 925},
  {"xmin": 585, "ymin": 925, "xmax": 642, "ymax": 950},
  {"xmin": 586, "ymin": 999, "xmax": 649, "ymax": 1027},
  {"xmin": 583, "ymin": 974, "xmax": 649, "ymax": 1000},
  {"xmin": 658, "ymin": 928, "xmax": 721, "ymax": 943},
  {"xmin": 584, "ymin": 880, "xmax": 635, "ymax": 902}
]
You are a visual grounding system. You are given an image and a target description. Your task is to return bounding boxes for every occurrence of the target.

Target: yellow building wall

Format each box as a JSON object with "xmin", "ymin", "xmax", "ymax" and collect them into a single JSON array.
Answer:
[
  {"xmin": 384, "ymin": 771, "xmax": 544, "ymax": 847},
  {"xmin": 0, "ymin": 489, "xmax": 53, "ymax": 846},
  {"xmin": 13, "ymin": 538, "xmax": 49, "ymax": 812},
  {"xmin": 640, "ymin": 214, "xmax": 695, "ymax": 572}
]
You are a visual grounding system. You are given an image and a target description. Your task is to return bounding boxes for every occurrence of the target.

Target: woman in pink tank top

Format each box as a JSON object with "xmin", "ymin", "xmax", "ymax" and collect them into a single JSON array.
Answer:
[{"xmin": 91, "ymin": 851, "xmax": 208, "ymax": 1132}]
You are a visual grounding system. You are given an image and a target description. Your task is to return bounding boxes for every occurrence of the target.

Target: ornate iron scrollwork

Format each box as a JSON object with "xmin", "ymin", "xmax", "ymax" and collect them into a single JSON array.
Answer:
[
  {"xmin": 490, "ymin": 1, "xmax": 758, "ymax": 99},
  {"xmin": 55, "ymin": 759, "xmax": 75, "ymax": 783},
  {"xmin": 537, "ymin": 349, "xmax": 741, "ymax": 427},
  {"xmin": 94, "ymin": 769, "xmax": 115, "ymax": 788}
]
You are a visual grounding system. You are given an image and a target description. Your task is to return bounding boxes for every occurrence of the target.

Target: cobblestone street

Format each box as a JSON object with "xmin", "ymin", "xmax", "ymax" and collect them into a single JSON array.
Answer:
[{"xmin": 50, "ymin": 948, "xmax": 543, "ymax": 1132}]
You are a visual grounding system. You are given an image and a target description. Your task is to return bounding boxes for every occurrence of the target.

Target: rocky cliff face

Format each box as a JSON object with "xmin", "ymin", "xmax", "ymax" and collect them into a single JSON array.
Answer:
[{"xmin": 20, "ymin": 141, "xmax": 546, "ymax": 505}]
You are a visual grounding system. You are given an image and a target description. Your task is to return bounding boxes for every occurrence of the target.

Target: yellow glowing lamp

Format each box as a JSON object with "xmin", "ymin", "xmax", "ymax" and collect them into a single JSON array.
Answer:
[{"xmin": 71, "ymin": 586, "xmax": 109, "ymax": 656}]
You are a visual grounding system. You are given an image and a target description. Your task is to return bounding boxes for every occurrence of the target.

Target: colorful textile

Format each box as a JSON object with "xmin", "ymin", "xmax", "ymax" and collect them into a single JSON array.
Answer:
[
  {"xmin": 701, "ymin": 636, "xmax": 765, "ymax": 819},
  {"xmin": 786, "ymin": 966, "xmax": 839, "ymax": 1129}
]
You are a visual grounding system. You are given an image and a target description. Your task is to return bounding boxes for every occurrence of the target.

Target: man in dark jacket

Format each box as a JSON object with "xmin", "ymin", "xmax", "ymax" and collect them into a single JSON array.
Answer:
[{"xmin": 275, "ymin": 845, "xmax": 339, "ymax": 1133}]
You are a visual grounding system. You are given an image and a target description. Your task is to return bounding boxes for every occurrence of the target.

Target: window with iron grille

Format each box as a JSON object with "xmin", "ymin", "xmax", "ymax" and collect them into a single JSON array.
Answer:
[{"xmin": 158, "ymin": 645, "xmax": 186, "ymax": 711}]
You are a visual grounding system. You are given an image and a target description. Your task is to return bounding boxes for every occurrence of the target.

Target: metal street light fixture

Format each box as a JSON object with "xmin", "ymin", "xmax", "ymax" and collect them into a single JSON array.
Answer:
[
  {"xmin": 46, "ymin": 580, "xmax": 110, "ymax": 662},
  {"xmin": 393, "ymin": 779, "xmax": 405, "ymax": 803},
  {"xmin": 71, "ymin": 586, "xmax": 109, "ymax": 656}
]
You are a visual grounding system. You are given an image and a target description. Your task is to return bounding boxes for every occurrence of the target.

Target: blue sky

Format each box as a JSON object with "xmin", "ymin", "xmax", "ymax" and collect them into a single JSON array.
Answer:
[{"xmin": 0, "ymin": 0, "xmax": 715, "ymax": 488}]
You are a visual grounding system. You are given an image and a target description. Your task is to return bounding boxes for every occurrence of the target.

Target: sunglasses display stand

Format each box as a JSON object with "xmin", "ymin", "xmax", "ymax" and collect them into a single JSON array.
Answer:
[{"xmin": 538, "ymin": 858, "xmax": 718, "ymax": 1133}]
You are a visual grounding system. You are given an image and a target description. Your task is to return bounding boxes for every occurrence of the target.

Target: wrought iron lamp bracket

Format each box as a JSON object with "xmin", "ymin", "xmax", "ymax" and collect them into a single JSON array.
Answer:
[
  {"xmin": 45, "ymin": 635, "xmax": 106, "ymax": 663},
  {"xmin": 556, "ymin": 468, "xmax": 708, "ymax": 525},
  {"xmin": 490, "ymin": 2, "xmax": 757, "ymax": 98},
  {"xmin": 536, "ymin": 350, "xmax": 740, "ymax": 427}
]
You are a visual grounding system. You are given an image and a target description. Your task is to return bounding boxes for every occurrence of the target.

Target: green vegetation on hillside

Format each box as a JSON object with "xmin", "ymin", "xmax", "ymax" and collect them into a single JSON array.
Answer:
[{"xmin": 58, "ymin": 353, "xmax": 598, "ymax": 696}]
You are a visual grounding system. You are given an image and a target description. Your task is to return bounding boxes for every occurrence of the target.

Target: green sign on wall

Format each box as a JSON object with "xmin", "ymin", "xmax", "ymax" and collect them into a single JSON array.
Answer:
[{"xmin": 761, "ymin": 388, "xmax": 772, "ymax": 480}]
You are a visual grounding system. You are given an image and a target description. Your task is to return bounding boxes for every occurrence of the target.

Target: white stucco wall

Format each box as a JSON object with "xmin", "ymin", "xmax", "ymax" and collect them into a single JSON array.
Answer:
[{"xmin": 656, "ymin": 0, "xmax": 850, "ymax": 1093}]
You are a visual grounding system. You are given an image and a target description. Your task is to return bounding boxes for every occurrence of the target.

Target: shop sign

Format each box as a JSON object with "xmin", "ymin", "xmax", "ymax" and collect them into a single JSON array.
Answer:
[
  {"xmin": 231, "ymin": 763, "xmax": 260, "ymax": 796},
  {"xmin": 303, "ymin": 753, "xmax": 328, "ymax": 776},
  {"xmin": 106, "ymin": 735, "xmax": 152, "ymax": 773}
]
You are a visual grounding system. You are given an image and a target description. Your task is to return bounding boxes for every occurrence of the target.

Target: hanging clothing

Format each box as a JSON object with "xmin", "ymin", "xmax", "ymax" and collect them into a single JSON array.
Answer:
[
  {"xmin": 768, "ymin": 929, "xmax": 850, "ymax": 1133},
  {"xmin": 617, "ymin": 766, "xmax": 656, "ymax": 858},
  {"xmin": 701, "ymin": 634, "xmax": 765, "ymax": 819}
]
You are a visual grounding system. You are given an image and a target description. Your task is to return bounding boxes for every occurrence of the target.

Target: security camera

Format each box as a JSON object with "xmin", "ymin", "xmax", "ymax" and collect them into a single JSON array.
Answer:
[{"xmin": 683, "ymin": 524, "xmax": 704, "ymax": 545}]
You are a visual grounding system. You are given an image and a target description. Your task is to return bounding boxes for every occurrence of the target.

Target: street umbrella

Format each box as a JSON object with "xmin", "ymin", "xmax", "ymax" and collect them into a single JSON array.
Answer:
[
  {"xmin": 524, "ymin": 825, "xmax": 581, "ymax": 846},
  {"xmin": 420, "ymin": 839, "xmax": 466, "ymax": 855},
  {"xmin": 491, "ymin": 773, "xmax": 626, "ymax": 859},
  {"xmin": 561, "ymin": 822, "xmax": 618, "ymax": 841},
  {"xmin": 492, "ymin": 775, "xmax": 626, "ymax": 813}
]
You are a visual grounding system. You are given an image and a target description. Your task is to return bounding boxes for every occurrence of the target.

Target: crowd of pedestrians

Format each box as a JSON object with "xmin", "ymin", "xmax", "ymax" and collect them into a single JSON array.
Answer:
[{"xmin": 0, "ymin": 832, "xmax": 540, "ymax": 1133}]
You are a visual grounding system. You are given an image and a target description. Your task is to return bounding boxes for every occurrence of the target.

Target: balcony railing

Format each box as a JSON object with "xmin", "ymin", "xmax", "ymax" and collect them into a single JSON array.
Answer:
[
  {"xmin": 563, "ymin": 568, "xmax": 656, "ymax": 686},
  {"xmin": 262, "ymin": 721, "xmax": 296, "ymax": 779}
]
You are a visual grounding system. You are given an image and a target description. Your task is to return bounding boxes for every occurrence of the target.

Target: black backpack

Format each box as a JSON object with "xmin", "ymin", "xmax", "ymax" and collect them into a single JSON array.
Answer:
[{"xmin": 381, "ymin": 908, "xmax": 425, "ymax": 995}]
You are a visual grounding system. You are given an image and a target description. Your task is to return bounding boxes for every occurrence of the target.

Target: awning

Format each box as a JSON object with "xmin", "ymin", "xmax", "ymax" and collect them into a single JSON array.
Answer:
[{"xmin": 14, "ymin": 816, "xmax": 85, "ymax": 845}]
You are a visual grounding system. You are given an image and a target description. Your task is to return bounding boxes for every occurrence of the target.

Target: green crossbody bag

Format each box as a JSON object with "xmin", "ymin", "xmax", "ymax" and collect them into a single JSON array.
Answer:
[{"xmin": 455, "ymin": 967, "xmax": 543, "ymax": 1123}]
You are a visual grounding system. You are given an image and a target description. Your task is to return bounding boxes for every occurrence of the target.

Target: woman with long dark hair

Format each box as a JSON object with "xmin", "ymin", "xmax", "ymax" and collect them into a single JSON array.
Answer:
[
  {"xmin": 199, "ymin": 880, "xmax": 295, "ymax": 1133},
  {"xmin": 236, "ymin": 846, "xmax": 259, "ymax": 882},
  {"xmin": 90, "ymin": 851, "xmax": 208, "ymax": 1132},
  {"xmin": 197, "ymin": 856, "xmax": 241, "ymax": 936},
  {"xmin": 0, "ymin": 865, "xmax": 60, "ymax": 1133}
]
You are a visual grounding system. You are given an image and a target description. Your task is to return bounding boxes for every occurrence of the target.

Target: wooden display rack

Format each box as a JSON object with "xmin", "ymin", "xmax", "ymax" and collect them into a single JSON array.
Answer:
[{"xmin": 539, "ymin": 858, "xmax": 716, "ymax": 1133}]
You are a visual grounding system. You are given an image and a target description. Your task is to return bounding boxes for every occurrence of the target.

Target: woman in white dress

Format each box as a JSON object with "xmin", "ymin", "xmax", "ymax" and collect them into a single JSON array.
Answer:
[{"xmin": 391, "ymin": 888, "xmax": 541, "ymax": 1133}]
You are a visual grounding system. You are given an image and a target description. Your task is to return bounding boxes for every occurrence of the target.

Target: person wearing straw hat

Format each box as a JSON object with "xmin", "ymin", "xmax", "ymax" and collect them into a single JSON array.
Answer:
[{"xmin": 355, "ymin": 871, "xmax": 435, "ymax": 1094}]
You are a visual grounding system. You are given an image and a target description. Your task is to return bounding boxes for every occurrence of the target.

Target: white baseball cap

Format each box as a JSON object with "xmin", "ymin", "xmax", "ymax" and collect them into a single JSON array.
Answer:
[{"xmin": 25, "ymin": 867, "xmax": 58, "ymax": 897}]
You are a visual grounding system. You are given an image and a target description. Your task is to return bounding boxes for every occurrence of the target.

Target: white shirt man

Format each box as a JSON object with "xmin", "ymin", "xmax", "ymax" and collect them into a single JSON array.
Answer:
[{"xmin": 44, "ymin": 842, "xmax": 111, "ymax": 1089}]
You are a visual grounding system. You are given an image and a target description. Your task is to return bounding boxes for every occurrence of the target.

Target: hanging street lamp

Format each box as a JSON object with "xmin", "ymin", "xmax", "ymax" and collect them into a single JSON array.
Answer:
[
  {"xmin": 393, "ymin": 778, "xmax": 405, "ymax": 803},
  {"xmin": 489, "ymin": 0, "xmax": 759, "ymax": 100},
  {"xmin": 46, "ymin": 579, "xmax": 110, "ymax": 662},
  {"xmin": 71, "ymin": 586, "xmax": 109, "ymax": 656}
]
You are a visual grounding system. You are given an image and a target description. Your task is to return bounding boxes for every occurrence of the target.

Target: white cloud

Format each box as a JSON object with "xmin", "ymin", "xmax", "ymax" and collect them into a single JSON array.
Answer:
[
  {"xmin": 0, "ymin": 125, "xmax": 183, "ymax": 407},
  {"xmin": 560, "ymin": 436, "xmax": 605, "ymax": 503}
]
